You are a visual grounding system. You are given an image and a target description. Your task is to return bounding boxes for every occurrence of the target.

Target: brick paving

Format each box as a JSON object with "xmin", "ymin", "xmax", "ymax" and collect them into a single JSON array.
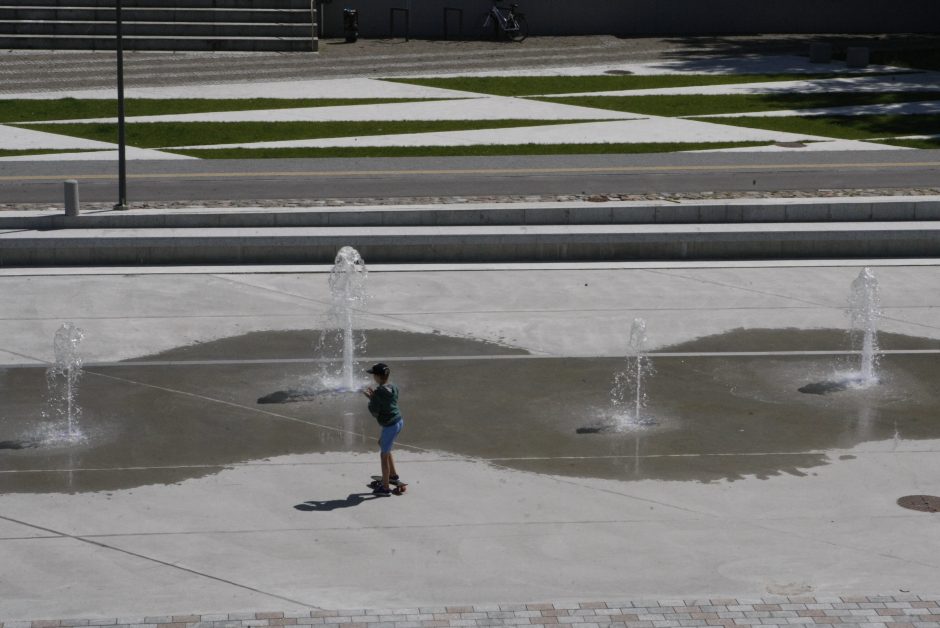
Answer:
[{"xmin": 5, "ymin": 598, "xmax": 940, "ymax": 628}]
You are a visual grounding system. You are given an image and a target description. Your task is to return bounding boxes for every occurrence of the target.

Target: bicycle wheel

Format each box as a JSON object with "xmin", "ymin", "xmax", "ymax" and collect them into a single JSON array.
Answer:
[
  {"xmin": 479, "ymin": 12, "xmax": 498, "ymax": 40},
  {"xmin": 508, "ymin": 14, "xmax": 528, "ymax": 42}
]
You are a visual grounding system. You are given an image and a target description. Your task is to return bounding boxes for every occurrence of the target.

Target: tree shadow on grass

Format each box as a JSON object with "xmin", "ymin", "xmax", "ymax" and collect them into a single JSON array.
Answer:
[
  {"xmin": 701, "ymin": 113, "xmax": 940, "ymax": 140},
  {"xmin": 649, "ymin": 34, "xmax": 940, "ymax": 72}
]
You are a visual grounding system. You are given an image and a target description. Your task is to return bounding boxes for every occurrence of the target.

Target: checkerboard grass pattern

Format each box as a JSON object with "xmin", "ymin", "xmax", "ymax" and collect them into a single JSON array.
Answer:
[{"xmin": 6, "ymin": 597, "xmax": 940, "ymax": 628}]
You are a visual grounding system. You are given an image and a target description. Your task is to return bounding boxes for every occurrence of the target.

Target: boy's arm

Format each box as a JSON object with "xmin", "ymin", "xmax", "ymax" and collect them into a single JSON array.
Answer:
[{"xmin": 367, "ymin": 389, "xmax": 385, "ymax": 418}]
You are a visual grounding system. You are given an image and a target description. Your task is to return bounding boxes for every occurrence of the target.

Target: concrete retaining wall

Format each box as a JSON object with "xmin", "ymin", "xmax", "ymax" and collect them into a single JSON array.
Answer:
[
  {"xmin": 2, "ymin": 223, "xmax": 939, "ymax": 266},
  {"xmin": 319, "ymin": 0, "xmax": 940, "ymax": 39}
]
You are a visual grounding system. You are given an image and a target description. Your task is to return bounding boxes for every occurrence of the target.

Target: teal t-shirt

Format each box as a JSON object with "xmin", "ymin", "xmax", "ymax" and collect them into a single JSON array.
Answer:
[{"xmin": 368, "ymin": 383, "xmax": 401, "ymax": 426}]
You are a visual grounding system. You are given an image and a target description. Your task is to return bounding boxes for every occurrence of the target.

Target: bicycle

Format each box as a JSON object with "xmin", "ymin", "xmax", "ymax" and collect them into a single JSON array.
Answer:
[{"xmin": 479, "ymin": 0, "xmax": 528, "ymax": 42}]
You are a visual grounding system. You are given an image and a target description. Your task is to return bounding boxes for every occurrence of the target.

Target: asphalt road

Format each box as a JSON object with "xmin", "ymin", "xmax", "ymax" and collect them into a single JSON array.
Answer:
[{"xmin": 2, "ymin": 151, "xmax": 940, "ymax": 205}]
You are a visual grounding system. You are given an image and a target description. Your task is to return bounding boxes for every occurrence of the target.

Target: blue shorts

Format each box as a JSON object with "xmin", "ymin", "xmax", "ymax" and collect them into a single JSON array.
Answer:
[{"xmin": 379, "ymin": 418, "xmax": 403, "ymax": 454}]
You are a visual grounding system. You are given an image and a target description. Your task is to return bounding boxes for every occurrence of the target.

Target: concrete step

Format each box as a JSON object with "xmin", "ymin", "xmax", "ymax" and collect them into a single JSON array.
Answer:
[
  {"xmin": 0, "ymin": 19, "xmax": 312, "ymax": 36},
  {"xmin": 0, "ymin": 0, "xmax": 310, "ymax": 8},
  {"xmin": 0, "ymin": 7, "xmax": 312, "ymax": 21},
  {"xmin": 0, "ymin": 0, "xmax": 313, "ymax": 51},
  {"xmin": 1, "ymin": 222, "xmax": 938, "ymax": 266},
  {"xmin": 0, "ymin": 32, "xmax": 314, "ymax": 49},
  {"xmin": 3, "ymin": 198, "xmax": 939, "ymax": 231}
]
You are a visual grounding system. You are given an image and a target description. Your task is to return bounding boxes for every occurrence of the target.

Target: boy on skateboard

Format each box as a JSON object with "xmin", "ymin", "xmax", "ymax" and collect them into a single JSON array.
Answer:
[{"xmin": 362, "ymin": 363, "xmax": 405, "ymax": 496}]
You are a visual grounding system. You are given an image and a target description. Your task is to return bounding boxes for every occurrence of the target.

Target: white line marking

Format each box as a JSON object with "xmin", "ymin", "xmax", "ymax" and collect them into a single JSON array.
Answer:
[{"xmin": 1, "ymin": 259, "xmax": 940, "ymax": 277}]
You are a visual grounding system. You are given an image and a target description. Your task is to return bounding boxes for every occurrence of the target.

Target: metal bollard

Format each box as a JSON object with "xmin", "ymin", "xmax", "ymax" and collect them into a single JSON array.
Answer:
[
  {"xmin": 846, "ymin": 47, "xmax": 870, "ymax": 68},
  {"xmin": 64, "ymin": 179, "xmax": 80, "ymax": 216}
]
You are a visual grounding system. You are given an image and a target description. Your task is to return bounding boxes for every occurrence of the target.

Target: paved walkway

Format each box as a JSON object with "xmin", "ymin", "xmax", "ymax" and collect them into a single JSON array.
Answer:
[
  {"xmin": 6, "ymin": 598, "xmax": 940, "ymax": 628},
  {"xmin": 0, "ymin": 36, "xmax": 683, "ymax": 94},
  {"xmin": 1, "ymin": 34, "xmax": 936, "ymax": 94}
]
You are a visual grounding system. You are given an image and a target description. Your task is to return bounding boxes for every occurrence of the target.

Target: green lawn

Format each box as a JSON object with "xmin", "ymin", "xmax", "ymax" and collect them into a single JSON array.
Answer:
[
  {"xmin": 174, "ymin": 141, "xmax": 773, "ymax": 159},
  {"xmin": 385, "ymin": 73, "xmax": 890, "ymax": 97},
  {"xmin": 691, "ymin": 114, "xmax": 940, "ymax": 141},
  {"xmin": 0, "ymin": 98, "xmax": 440, "ymax": 124},
  {"xmin": 20, "ymin": 119, "xmax": 597, "ymax": 149},
  {"xmin": 540, "ymin": 92, "xmax": 940, "ymax": 117}
]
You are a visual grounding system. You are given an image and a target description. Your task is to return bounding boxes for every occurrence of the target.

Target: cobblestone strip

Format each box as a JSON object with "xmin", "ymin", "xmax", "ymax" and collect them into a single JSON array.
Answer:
[
  {"xmin": 3, "ymin": 188, "xmax": 940, "ymax": 212},
  {"xmin": 4, "ymin": 598, "xmax": 940, "ymax": 628}
]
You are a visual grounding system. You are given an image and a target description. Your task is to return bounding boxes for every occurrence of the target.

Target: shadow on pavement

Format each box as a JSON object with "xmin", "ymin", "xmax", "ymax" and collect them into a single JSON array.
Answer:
[{"xmin": 295, "ymin": 493, "xmax": 378, "ymax": 511}]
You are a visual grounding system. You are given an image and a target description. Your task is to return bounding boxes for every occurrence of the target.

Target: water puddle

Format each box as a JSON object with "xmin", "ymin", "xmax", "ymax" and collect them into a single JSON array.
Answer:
[{"xmin": 1, "ymin": 327, "xmax": 938, "ymax": 492}]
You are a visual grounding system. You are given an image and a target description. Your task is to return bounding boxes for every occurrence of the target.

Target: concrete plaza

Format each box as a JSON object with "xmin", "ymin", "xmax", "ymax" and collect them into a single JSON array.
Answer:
[{"xmin": 1, "ymin": 262, "xmax": 939, "ymax": 620}]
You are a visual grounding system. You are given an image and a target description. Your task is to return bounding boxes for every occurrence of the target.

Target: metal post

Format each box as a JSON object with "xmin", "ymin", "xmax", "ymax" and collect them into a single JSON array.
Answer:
[
  {"xmin": 64, "ymin": 180, "xmax": 80, "ymax": 216},
  {"xmin": 114, "ymin": 0, "xmax": 128, "ymax": 211}
]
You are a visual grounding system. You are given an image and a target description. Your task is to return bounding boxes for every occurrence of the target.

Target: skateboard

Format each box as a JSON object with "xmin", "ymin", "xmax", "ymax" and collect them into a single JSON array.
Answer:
[{"xmin": 369, "ymin": 475, "xmax": 408, "ymax": 494}]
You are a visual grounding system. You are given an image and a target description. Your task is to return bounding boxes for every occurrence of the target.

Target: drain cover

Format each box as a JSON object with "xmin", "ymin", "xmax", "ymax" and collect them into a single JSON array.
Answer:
[{"xmin": 897, "ymin": 495, "xmax": 940, "ymax": 512}]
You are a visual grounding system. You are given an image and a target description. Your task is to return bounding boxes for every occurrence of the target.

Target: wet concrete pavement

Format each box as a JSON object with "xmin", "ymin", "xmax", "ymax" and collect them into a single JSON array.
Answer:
[{"xmin": 1, "ymin": 264, "xmax": 940, "ymax": 617}]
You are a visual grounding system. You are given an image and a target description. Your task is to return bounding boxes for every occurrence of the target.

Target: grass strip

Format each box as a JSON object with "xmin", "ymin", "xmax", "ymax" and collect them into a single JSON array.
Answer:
[
  {"xmin": 19, "ymin": 119, "xmax": 593, "ymax": 149},
  {"xmin": 0, "ymin": 149, "xmax": 100, "ymax": 157},
  {"xmin": 0, "ymin": 98, "xmax": 439, "ymax": 124},
  {"xmin": 688, "ymin": 114, "xmax": 940, "ymax": 141},
  {"xmin": 386, "ymin": 73, "xmax": 889, "ymax": 97},
  {"xmin": 540, "ymin": 92, "xmax": 940, "ymax": 117},
  {"xmin": 875, "ymin": 138, "xmax": 940, "ymax": 149},
  {"xmin": 173, "ymin": 142, "xmax": 773, "ymax": 159}
]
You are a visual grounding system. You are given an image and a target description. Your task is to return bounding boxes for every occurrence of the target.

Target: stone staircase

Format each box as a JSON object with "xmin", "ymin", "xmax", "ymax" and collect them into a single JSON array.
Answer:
[{"xmin": 0, "ymin": 0, "xmax": 316, "ymax": 51}]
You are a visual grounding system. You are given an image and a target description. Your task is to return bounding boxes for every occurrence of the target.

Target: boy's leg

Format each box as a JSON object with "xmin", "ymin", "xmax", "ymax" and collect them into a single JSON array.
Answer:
[
  {"xmin": 387, "ymin": 420, "xmax": 402, "ymax": 480},
  {"xmin": 380, "ymin": 453, "xmax": 391, "ymax": 489}
]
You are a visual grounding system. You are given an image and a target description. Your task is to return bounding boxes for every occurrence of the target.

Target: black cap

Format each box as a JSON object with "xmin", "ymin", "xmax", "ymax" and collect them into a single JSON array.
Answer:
[{"xmin": 366, "ymin": 363, "xmax": 390, "ymax": 377}]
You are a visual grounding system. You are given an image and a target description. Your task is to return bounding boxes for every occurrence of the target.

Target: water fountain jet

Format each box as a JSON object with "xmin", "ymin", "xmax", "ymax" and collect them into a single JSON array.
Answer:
[
  {"xmin": 798, "ymin": 267, "xmax": 882, "ymax": 395},
  {"xmin": 610, "ymin": 318, "xmax": 655, "ymax": 429},
  {"xmin": 848, "ymin": 266, "xmax": 881, "ymax": 386},
  {"xmin": 578, "ymin": 318, "xmax": 656, "ymax": 433},
  {"xmin": 328, "ymin": 246, "xmax": 368, "ymax": 391},
  {"xmin": 256, "ymin": 252, "xmax": 368, "ymax": 405},
  {"xmin": 42, "ymin": 322, "xmax": 86, "ymax": 443}
]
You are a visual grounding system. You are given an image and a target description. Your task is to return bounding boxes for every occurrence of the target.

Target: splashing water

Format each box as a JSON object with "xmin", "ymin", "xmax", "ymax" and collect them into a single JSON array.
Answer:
[
  {"xmin": 327, "ymin": 246, "xmax": 368, "ymax": 391},
  {"xmin": 610, "ymin": 318, "xmax": 655, "ymax": 429},
  {"xmin": 848, "ymin": 267, "xmax": 881, "ymax": 385},
  {"xmin": 42, "ymin": 322, "xmax": 86, "ymax": 443}
]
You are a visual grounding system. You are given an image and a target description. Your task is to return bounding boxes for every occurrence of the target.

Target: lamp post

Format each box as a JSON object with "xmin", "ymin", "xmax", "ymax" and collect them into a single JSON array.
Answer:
[{"xmin": 114, "ymin": 0, "xmax": 128, "ymax": 211}]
